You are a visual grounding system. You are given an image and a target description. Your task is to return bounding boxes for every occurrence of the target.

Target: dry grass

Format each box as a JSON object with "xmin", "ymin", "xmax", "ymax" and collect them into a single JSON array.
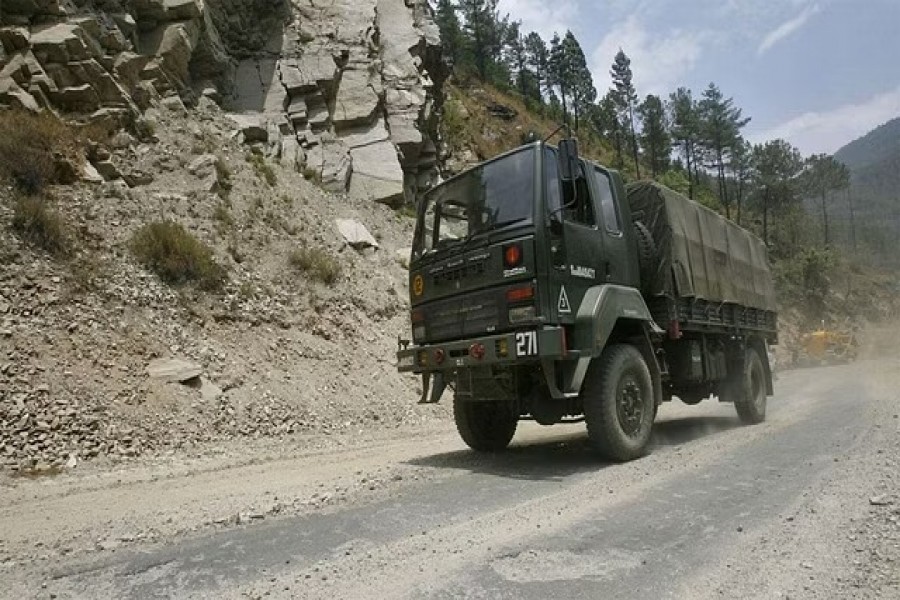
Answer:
[
  {"xmin": 11, "ymin": 195, "xmax": 69, "ymax": 256},
  {"xmin": 0, "ymin": 110, "xmax": 84, "ymax": 194},
  {"xmin": 288, "ymin": 246, "xmax": 342, "ymax": 285},
  {"xmin": 246, "ymin": 152, "xmax": 277, "ymax": 187},
  {"xmin": 130, "ymin": 221, "xmax": 226, "ymax": 290}
]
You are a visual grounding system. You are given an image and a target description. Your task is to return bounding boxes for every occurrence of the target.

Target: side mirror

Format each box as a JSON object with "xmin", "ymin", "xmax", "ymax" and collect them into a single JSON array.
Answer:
[{"xmin": 558, "ymin": 138, "xmax": 579, "ymax": 182}]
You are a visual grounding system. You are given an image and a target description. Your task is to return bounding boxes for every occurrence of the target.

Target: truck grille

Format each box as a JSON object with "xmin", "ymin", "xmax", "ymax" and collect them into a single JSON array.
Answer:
[{"xmin": 426, "ymin": 289, "xmax": 501, "ymax": 342}]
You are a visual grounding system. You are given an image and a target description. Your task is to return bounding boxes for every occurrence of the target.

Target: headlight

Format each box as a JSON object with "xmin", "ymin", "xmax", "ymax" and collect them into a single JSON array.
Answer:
[
  {"xmin": 398, "ymin": 354, "xmax": 414, "ymax": 368},
  {"xmin": 413, "ymin": 324, "xmax": 426, "ymax": 342},
  {"xmin": 508, "ymin": 305, "xmax": 536, "ymax": 323}
]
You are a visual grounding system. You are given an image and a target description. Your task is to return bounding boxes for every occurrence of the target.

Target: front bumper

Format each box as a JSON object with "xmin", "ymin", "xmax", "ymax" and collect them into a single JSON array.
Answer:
[{"xmin": 396, "ymin": 327, "xmax": 568, "ymax": 373}]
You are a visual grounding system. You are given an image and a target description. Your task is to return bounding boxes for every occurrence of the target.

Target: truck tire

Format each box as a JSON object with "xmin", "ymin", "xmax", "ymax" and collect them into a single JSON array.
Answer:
[
  {"xmin": 453, "ymin": 397, "xmax": 518, "ymax": 452},
  {"xmin": 634, "ymin": 221, "xmax": 657, "ymax": 286},
  {"xmin": 583, "ymin": 344, "xmax": 655, "ymax": 461},
  {"xmin": 723, "ymin": 347, "xmax": 767, "ymax": 424}
]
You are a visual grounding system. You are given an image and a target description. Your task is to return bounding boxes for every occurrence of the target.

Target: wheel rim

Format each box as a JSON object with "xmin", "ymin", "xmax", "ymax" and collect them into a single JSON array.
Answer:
[
  {"xmin": 616, "ymin": 375, "xmax": 644, "ymax": 437},
  {"xmin": 750, "ymin": 364, "xmax": 765, "ymax": 409}
]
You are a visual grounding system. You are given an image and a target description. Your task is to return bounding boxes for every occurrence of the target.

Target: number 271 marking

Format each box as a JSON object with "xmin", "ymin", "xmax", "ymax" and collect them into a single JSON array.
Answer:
[{"xmin": 515, "ymin": 332, "xmax": 538, "ymax": 356}]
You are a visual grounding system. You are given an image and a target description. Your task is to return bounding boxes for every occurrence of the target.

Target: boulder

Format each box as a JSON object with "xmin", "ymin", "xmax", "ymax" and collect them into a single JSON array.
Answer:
[
  {"xmin": 146, "ymin": 358, "xmax": 202, "ymax": 383},
  {"xmin": 332, "ymin": 67, "xmax": 381, "ymax": 128},
  {"xmin": 336, "ymin": 218, "xmax": 379, "ymax": 250},
  {"xmin": 0, "ymin": 78, "xmax": 39, "ymax": 112},
  {"xmin": 93, "ymin": 159, "xmax": 122, "ymax": 181},
  {"xmin": 163, "ymin": 0, "xmax": 201, "ymax": 21},
  {"xmin": 348, "ymin": 139, "xmax": 404, "ymax": 206},
  {"xmin": 317, "ymin": 136, "xmax": 351, "ymax": 192},
  {"xmin": 30, "ymin": 23, "xmax": 90, "ymax": 65},
  {"xmin": 52, "ymin": 84, "xmax": 100, "ymax": 112},
  {"xmin": 187, "ymin": 153, "xmax": 217, "ymax": 177},
  {"xmin": 280, "ymin": 53, "xmax": 337, "ymax": 95},
  {"xmin": 0, "ymin": 52, "xmax": 28, "ymax": 85},
  {"xmin": 81, "ymin": 162, "xmax": 104, "ymax": 184},
  {"xmin": 0, "ymin": 27, "xmax": 30, "ymax": 53},
  {"xmin": 66, "ymin": 59, "xmax": 133, "ymax": 107},
  {"xmin": 139, "ymin": 20, "xmax": 199, "ymax": 86},
  {"xmin": 113, "ymin": 52, "xmax": 151, "ymax": 93}
]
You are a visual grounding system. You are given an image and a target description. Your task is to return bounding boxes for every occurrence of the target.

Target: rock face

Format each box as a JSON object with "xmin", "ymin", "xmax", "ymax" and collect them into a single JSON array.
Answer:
[{"xmin": 0, "ymin": 0, "xmax": 445, "ymax": 206}]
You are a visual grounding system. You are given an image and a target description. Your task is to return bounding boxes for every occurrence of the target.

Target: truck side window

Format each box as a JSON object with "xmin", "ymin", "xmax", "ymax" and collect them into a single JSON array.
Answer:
[
  {"xmin": 564, "ymin": 163, "xmax": 596, "ymax": 227},
  {"xmin": 594, "ymin": 167, "xmax": 620, "ymax": 234}
]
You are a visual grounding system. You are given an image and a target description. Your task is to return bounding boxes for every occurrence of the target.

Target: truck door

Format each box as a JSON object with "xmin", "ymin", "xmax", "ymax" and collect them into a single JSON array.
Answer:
[
  {"xmin": 589, "ymin": 165, "xmax": 635, "ymax": 286},
  {"xmin": 554, "ymin": 159, "xmax": 603, "ymax": 319}
]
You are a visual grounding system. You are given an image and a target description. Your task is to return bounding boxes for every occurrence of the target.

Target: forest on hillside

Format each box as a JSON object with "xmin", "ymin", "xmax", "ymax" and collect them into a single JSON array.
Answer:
[{"xmin": 431, "ymin": 0, "xmax": 900, "ymax": 314}]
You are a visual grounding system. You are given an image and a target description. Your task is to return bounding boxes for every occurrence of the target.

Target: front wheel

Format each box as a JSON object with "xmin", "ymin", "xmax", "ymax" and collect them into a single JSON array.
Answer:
[
  {"xmin": 583, "ymin": 344, "xmax": 655, "ymax": 461},
  {"xmin": 453, "ymin": 396, "xmax": 518, "ymax": 452},
  {"xmin": 723, "ymin": 347, "xmax": 767, "ymax": 424}
]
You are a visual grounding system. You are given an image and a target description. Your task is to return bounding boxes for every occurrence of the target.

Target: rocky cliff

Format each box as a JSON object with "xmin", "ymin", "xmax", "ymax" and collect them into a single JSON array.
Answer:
[{"xmin": 0, "ymin": 0, "xmax": 445, "ymax": 205}]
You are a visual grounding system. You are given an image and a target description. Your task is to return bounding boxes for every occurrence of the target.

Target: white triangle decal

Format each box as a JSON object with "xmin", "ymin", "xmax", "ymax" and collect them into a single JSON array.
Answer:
[{"xmin": 558, "ymin": 286, "xmax": 572, "ymax": 314}]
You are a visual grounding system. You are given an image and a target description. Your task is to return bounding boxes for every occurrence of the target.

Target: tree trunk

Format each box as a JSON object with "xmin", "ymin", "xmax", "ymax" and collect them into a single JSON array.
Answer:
[
  {"xmin": 821, "ymin": 191, "xmax": 830, "ymax": 247},
  {"xmin": 846, "ymin": 188, "xmax": 856, "ymax": 251},
  {"xmin": 628, "ymin": 103, "xmax": 640, "ymax": 178},
  {"xmin": 685, "ymin": 149, "xmax": 694, "ymax": 200}
]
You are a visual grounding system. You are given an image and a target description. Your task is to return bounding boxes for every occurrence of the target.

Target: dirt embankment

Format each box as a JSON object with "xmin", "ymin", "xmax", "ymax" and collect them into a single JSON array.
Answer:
[{"xmin": 0, "ymin": 101, "xmax": 449, "ymax": 475}]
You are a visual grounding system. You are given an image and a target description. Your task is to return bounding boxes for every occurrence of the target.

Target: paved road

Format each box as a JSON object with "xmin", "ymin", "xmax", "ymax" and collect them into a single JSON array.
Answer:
[{"xmin": 12, "ymin": 360, "xmax": 895, "ymax": 599}]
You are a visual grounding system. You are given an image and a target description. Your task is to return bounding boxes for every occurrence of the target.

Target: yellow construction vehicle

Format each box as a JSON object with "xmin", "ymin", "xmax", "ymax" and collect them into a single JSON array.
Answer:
[{"xmin": 793, "ymin": 320, "xmax": 859, "ymax": 366}]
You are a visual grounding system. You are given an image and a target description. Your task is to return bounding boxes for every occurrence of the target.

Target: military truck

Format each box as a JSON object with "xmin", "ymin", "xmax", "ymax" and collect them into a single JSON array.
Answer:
[{"xmin": 396, "ymin": 139, "xmax": 778, "ymax": 461}]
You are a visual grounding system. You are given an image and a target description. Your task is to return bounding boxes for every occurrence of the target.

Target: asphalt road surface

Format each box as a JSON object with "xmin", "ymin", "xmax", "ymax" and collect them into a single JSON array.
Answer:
[{"xmin": 3, "ymin": 358, "xmax": 898, "ymax": 599}]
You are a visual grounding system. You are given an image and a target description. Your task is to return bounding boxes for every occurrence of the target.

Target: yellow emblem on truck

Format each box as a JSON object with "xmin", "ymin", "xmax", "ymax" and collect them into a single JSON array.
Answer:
[{"xmin": 413, "ymin": 274, "xmax": 424, "ymax": 297}]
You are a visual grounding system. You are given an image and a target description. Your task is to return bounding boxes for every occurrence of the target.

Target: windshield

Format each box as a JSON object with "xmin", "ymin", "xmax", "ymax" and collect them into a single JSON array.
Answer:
[{"xmin": 414, "ymin": 147, "xmax": 535, "ymax": 257}]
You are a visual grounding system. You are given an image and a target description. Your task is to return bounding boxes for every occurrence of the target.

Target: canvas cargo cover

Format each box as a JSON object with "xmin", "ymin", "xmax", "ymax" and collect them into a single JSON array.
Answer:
[{"xmin": 627, "ymin": 181, "xmax": 777, "ymax": 312}]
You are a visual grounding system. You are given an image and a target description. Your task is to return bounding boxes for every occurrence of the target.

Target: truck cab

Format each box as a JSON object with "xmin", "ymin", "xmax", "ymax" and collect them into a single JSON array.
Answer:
[{"xmin": 398, "ymin": 140, "xmax": 775, "ymax": 461}]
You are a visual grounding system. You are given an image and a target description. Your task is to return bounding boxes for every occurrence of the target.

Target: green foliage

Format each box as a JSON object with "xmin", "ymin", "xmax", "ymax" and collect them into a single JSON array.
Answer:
[
  {"xmin": 130, "ymin": 221, "xmax": 226, "ymax": 290},
  {"xmin": 288, "ymin": 246, "xmax": 342, "ymax": 285},
  {"xmin": 11, "ymin": 195, "xmax": 69, "ymax": 256},
  {"xmin": 697, "ymin": 83, "xmax": 751, "ymax": 219},
  {"xmin": 638, "ymin": 94, "xmax": 670, "ymax": 177},
  {"xmin": 774, "ymin": 247, "xmax": 836, "ymax": 311},
  {"xmin": 213, "ymin": 203, "xmax": 234, "ymax": 231},
  {"xmin": 441, "ymin": 98, "xmax": 469, "ymax": 148},
  {"xmin": 435, "ymin": 0, "xmax": 463, "ymax": 66},
  {"xmin": 610, "ymin": 49, "xmax": 640, "ymax": 177},
  {"xmin": 0, "ymin": 110, "xmax": 84, "ymax": 195},
  {"xmin": 246, "ymin": 152, "xmax": 277, "ymax": 186},
  {"xmin": 656, "ymin": 170, "xmax": 691, "ymax": 196}
]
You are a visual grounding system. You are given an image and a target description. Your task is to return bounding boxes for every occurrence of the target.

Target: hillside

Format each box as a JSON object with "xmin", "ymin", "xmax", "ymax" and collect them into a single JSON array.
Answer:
[
  {"xmin": 834, "ymin": 116, "xmax": 900, "ymax": 171},
  {"xmin": 832, "ymin": 117, "xmax": 900, "ymax": 246},
  {"xmin": 440, "ymin": 79, "xmax": 617, "ymax": 176}
]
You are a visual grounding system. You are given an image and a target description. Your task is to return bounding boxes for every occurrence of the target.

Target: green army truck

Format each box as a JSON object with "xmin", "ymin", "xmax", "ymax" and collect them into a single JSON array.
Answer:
[{"xmin": 396, "ymin": 139, "xmax": 777, "ymax": 461}]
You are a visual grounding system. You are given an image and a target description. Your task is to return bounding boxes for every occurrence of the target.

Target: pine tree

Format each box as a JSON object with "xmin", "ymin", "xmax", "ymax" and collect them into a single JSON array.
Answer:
[
  {"xmin": 434, "ymin": 0, "xmax": 462, "ymax": 67},
  {"xmin": 751, "ymin": 139, "xmax": 802, "ymax": 246},
  {"xmin": 801, "ymin": 154, "xmax": 852, "ymax": 247},
  {"xmin": 610, "ymin": 49, "xmax": 640, "ymax": 178},
  {"xmin": 697, "ymin": 83, "xmax": 751, "ymax": 219},
  {"xmin": 592, "ymin": 91, "xmax": 623, "ymax": 167},
  {"xmin": 503, "ymin": 21, "xmax": 529, "ymax": 98},
  {"xmin": 548, "ymin": 33, "xmax": 569, "ymax": 124},
  {"xmin": 668, "ymin": 88, "xmax": 700, "ymax": 199},
  {"xmin": 729, "ymin": 138, "xmax": 752, "ymax": 225},
  {"xmin": 564, "ymin": 32, "xmax": 594, "ymax": 131},
  {"xmin": 458, "ymin": 0, "xmax": 506, "ymax": 81},
  {"xmin": 637, "ymin": 94, "xmax": 669, "ymax": 178},
  {"xmin": 523, "ymin": 32, "xmax": 548, "ymax": 103}
]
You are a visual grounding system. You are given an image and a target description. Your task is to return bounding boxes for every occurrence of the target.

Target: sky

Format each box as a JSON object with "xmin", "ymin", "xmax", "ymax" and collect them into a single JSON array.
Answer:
[{"xmin": 496, "ymin": 0, "xmax": 900, "ymax": 156}]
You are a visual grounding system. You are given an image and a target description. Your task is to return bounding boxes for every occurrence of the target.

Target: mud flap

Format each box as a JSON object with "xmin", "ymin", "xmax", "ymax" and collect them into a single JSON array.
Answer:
[{"xmin": 418, "ymin": 372, "xmax": 446, "ymax": 404}]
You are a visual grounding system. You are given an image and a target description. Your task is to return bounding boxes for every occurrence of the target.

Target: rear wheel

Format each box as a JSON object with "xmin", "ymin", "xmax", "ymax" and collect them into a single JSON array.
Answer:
[
  {"xmin": 583, "ymin": 344, "xmax": 655, "ymax": 461},
  {"xmin": 723, "ymin": 347, "xmax": 767, "ymax": 424},
  {"xmin": 453, "ymin": 397, "xmax": 518, "ymax": 452}
]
